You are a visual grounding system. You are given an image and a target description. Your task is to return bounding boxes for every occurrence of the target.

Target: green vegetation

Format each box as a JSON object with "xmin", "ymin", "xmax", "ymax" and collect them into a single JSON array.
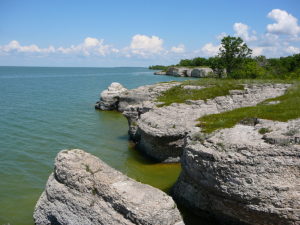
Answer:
[
  {"xmin": 148, "ymin": 65, "xmax": 168, "ymax": 70},
  {"xmin": 197, "ymin": 82, "xmax": 300, "ymax": 133},
  {"xmin": 152, "ymin": 36, "xmax": 300, "ymax": 80},
  {"xmin": 258, "ymin": 127, "xmax": 272, "ymax": 134},
  {"xmin": 156, "ymin": 79, "xmax": 244, "ymax": 107},
  {"xmin": 219, "ymin": 36, "xmax": 252, "ymax": 74},
  {"xmin": 85, "ymin": 164, "xmax": 92, "ymax": 173}
]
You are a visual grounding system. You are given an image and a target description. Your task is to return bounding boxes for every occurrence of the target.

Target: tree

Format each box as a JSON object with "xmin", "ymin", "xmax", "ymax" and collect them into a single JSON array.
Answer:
[
  {"xmin": 207, "ymin": 57, "xmax": 225, "ymax": 78},
  {"xmin": 219, "ymin": 36, "xmax": 252, "ymax": 75}
]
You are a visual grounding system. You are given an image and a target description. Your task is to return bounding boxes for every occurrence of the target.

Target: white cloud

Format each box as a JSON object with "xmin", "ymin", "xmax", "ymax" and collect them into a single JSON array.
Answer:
[
  {"xmin": 57, "ymin": 37, "xmax": 113, "ymax": 56},
  {"xmin": 0, "ymin": 40, "xmax": 55, "ymax": 54},
  {"xmin": 216, "ymin": 32, "xmax": 228, "ymax": 40},
  {"xmin": 199, "ymin": 43, "xmax": 220, "ymax": 57},
  {"xmin": 0, "ymin": 38, "xmax": 115, "ymax": 57},
  {"xmin": 170, "ymin": 44, "xmax": 185, "ymax": 53},
  {"xmin": 285, "ymin": 46, "xmax": 300, "ymax": 54},
  {"xmin": 267, "ymin": 9, "xmax": 300, "ymax": 36},
  {"xmin": 129, "ymin": 34, "xmax": 164, "ymax": 56},
  {"xmin": 233, "ymin": 22, "xmax": 257, "ymax": 41},
  {"xmin": 252, "ymin": 47, "xmax": 264, "ymax": 56}
]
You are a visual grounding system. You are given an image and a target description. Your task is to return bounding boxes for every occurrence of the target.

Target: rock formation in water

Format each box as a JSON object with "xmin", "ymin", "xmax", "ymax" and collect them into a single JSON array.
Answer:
[
  {"xmin": 95, "ymin": 82, "xmax": 128, "ymax": 110},
  {"xmin": 34, "ymin": 149, "xmax": 184, "ymax": 225},
  {"xmin": 97, "ymin": 82, "xmax": 290, "ymax": 162},
  {"xmin": 172, "ymin": 119, "xmax": 300, "ymax": 225}
]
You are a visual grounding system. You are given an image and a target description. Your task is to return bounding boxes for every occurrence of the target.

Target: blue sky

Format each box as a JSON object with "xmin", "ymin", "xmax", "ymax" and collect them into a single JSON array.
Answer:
[{"xmin": 1, "ymin": 0, "xmax": 300, "ymax": 67}]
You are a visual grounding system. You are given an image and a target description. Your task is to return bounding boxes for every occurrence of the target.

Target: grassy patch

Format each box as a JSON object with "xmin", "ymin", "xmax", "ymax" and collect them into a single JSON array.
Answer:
[
  {"xmin": 197, "ymin": 82, "xmax": 300, "ymax": 133},
  {"xmin": 258, "ymin": 127, "xmax": 272, "ymax": 134},
  {"xmin": 156, "ymin": 79, "xmax": 244, "ymax": 107}
]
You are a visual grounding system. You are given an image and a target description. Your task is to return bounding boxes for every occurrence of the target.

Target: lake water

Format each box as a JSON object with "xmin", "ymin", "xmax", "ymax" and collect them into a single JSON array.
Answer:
[{"xmin": 0, "ymin": 66, "xmax": 199, "ymax": 225}]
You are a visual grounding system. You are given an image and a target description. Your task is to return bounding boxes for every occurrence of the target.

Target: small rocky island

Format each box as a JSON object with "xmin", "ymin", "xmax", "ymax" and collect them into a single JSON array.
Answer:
[{"xmin": 35, "ymin": 80, "xmax": 299, "ymax": 225}]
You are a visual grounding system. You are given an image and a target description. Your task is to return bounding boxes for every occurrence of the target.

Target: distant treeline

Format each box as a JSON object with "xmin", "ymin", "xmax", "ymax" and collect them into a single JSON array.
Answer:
[
  {"xmin": 148, "ymin": 65, "xmax": 168, "ymax": 70},
  {"xmin": 149, "ymin": 35, "xmax": 300, "ymax": 80},
  {"xmin": 149, "ymin": 54, "xmax": 300, "ymax": 80}
]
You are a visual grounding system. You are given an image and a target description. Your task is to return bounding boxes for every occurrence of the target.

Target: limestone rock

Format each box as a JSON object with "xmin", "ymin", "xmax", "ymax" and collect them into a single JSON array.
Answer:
[
  {"xmin": 190, "ymin": 68, "xmax": 213, "ymax": 78},
  {"xmin": 172, "ymin": 119, "xmax": 300, "ymax": 225},
  {"xmin": 166, "ymin": 67, "xmax": 189, "ymax": 77},
  {"xmin": 34, "ymin": 149, "xmax": 184, "ymax": 225},
  {"xmin": 164, "ymin": 67, "xmax": 214, "ymax": 77},
  {"xmin": 136, "ymin": 84, "xmax": 290, "ymax": 162},
  {"xmin": 154, "ymin": 71, "xmax": 167, "ymax": 75},
  {"xmin": 95, "ymin": 82, "xmax": 127, "ymax": 110}
]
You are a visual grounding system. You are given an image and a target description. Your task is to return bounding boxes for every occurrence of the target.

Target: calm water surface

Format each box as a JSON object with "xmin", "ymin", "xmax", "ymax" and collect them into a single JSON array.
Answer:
[{"xmin": 0, "ymin": 67, "xmax": 196, "ymax": 225}]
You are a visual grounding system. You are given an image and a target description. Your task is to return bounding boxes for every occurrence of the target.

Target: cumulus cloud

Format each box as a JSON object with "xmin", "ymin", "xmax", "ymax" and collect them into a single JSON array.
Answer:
[
  {"xmin": 128, "ymin": 34, "xmax": 164, "ymax": 56},
  {"xmin": 0, "ymin": 37, "xmax": 117, "ymax": 57},
  {"xmin": 233, "ymin": 23, "xmax": 257, "ymax": 41},
  {"xmin": 170, "ymin": 44, "xmax": 185, "ymax": 53},
  {"xmin": 267, "ymin": 9, "xmax": 300, "ymax": 36},
  {"xmin": 200, "ymin": 43, "xmax": 220, "ymax": 57},
  {"xmin": 216, "ymin": 32, "xmax": 228, "ymax": 40},
  {"xmin": 199, "ymin": 9, "xmax": 300, "ymax": 58},
  {"xmin": 57, "ymin": 37, "xmax": 114, "ymax": 56},
  {"xmin": 0, "ymin": 40, "xmax": 55, "ymax": 54}
]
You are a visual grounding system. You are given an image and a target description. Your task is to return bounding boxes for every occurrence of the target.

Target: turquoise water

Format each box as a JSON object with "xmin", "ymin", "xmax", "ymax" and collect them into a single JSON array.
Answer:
[{"xmin": 0, "ymin": 67, "xmax": 192, "ymax": 225}]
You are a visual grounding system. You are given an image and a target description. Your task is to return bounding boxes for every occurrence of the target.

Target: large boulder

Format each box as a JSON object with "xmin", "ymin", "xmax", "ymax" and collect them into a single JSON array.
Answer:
[
  {"xmin": 34, "ymin": 149, "xmax": 184, "ymax": 225},
  {"xmin": 172, "ymin": 119, "xmax": 300, "ymax": 225}
]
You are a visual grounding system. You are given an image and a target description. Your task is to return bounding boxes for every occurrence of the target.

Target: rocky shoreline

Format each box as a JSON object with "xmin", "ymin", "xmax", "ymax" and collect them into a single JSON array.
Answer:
[
  {"xmin": 34, "ymin": 80, "xmax": 299, "ymax": 225},
  {"xmin": 95, "ymin": 81, "xmax": 299, "ymax": 225}
]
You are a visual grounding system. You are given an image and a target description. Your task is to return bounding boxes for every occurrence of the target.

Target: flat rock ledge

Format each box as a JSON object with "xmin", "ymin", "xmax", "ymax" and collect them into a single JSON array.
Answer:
[
  {"xmin": 172, "ymin": 119, "xmax": 300, "ymax": 225},
  {"xmin": 33, "ymin": 149, "xmax": 184, "ymax": 225}
]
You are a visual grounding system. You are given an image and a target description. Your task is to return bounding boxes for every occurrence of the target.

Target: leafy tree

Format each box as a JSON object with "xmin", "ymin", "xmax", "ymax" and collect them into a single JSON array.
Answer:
[
  {"xmin": 207, "ymin": 57, "xmax": 225, "ymax": 78},
  {"xmin": 230, "ymin": 61, "xmax": 266, "ymax": 79},
  {"xmin": 219, "ymin": 36, "xmax": 252, "ymax": 75},
  {"xmin": 192, "ymin": 57, "xmax": 208, "ymax": 67},
  {"xmin": 178, "ymin": 59, "xmax": 193, "ymax": 67}
]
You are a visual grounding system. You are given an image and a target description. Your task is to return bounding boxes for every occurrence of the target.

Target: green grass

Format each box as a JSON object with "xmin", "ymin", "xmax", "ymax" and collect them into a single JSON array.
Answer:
[
  {"xmin": 197, "ymin": 82, "xmax": 300, "ymax": 133},
  {"xmin": 258, "ymin": 127, "xmax": 272, "ymax": 134},
  {"xmin": 156, "ymin": 79, "xmax": 244, "ymax": 107}
]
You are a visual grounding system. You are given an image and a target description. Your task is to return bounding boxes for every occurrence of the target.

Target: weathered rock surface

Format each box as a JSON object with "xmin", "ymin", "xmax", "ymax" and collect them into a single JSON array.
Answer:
[
  {"xmin": 166, "ymin": 67, "xmax": 189, "ymax": 77},
  {"xmin": 156, "ymin": 67, "xmax": 214, "ymax": 78},
  {"xmin": 136, "ymin": 84, "xmax": 290, "ymax": 162},
  {"xmin": 154, "ymin": 71, "xmax": 167, "ymax": 75},
  {"xmin": 190, "ymin": 68, "xmax": 213, "ymax": 78},
  {"xmin": 95, "ymin": 82, "xmax": 181, "ymax": 141},
  {"xmin": 34, "ymin": 149, "xmax": 184, "ymax": 225},
  {"xmin": 95, "ymin": 82, "xmax": 127, "ymax": 110},
  {"xmin": 97, "ymin": 83, "xmax": 290, "ymax": 162},
  {"xmin": 172, "ymin": 119, "xmax": 300, "ymax": 225}
]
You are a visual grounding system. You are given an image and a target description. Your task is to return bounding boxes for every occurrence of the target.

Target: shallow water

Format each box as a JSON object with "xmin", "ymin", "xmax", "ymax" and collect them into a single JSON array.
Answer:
[{"xmin": 0, "ymin": 66, "xmax": 193, "ymax": 225}]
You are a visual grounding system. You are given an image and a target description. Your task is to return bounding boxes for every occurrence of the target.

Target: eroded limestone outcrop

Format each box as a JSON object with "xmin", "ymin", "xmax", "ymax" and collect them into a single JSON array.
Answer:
[
  {"xmin": 161, "ymin": 67, "xmax": 214, "ymax": 77},
  {"xmin": 95, "ymin": 82, "xmax": 128, "ymax": 110},
  {"xmin": 136, "ymin": 84, "xmax": 290, "ymax": 162},
  {"xmin": 172, "ymin": 119, "xmax": 300, "ymax": 225},
  {"xmin": 96, "ymin": 83, "xmax": 290, "ymax": 162},
  {"xmin": 34, "ymin": 149, "xmax": 184, "ymax": 225}
]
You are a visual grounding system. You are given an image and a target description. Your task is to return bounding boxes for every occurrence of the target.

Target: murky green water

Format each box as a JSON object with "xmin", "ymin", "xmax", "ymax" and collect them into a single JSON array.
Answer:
[{"xmin": 0, "ymin": 67, "xmax": 191, "ymax": 225}]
